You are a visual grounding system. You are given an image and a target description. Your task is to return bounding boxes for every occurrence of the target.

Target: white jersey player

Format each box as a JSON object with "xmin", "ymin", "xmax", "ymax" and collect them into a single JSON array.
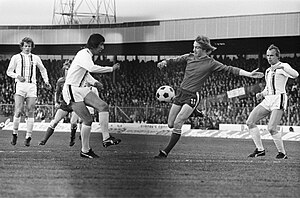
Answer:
[
  {"xmin": 6, "ymin": 37, "xmax": 51, "ymax": 146},
  {"xmin": 62, "ymin": 33, "xmax": 121, "ymax": 158},
  {"xmin": 246, "ymin": 44, "xmax": 299, "ymax": 159}
]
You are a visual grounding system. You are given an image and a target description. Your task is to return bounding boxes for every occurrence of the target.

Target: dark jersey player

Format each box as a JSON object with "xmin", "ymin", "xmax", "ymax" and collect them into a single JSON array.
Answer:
[{"xmin": 154, "ymin": 35, "xmax": 264, "ymax": 158}]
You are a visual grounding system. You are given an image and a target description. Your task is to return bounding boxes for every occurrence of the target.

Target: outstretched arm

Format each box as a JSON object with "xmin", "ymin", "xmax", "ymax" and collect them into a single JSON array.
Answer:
[{"xmin": 239, "ymin": 68, "xmax": 264, "ymax": 78}]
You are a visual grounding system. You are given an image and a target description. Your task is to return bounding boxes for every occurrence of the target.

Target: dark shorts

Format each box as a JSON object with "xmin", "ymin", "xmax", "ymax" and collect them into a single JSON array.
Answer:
[
  {"xmin": 59, "ymin": 101, "xmax": 73, "ymax": 113},
  {"xmin": 173, "ymin": 88, "xmax": 200, "ymax": 109}
]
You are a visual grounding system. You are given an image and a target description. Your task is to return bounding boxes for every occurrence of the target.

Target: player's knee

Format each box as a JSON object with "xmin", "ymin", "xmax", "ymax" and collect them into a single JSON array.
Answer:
[
  {"xmin": 97, "ymin": 102, "xmax": 109, "ymax": 112},
  {"xmin": 268, "ymin": 127, "xmax": 278, "ymax": 135},
  {"xmin": 82, "ymin": 117, "xmax": 93, "ymax": 126},
  {"xmin": 71, "ymin": 123, "xmax": 77, "ymax": 129},
  {"xmin": 50, "ymin": 120, "xmax": 58, "ymax": 128},
  {"xmin": 246, "ymin": 120, "xmax": 256, "ymax": 129},
  {"xmin": 168, "ymin": 123, "xmax": 174, "ymax": 128}
]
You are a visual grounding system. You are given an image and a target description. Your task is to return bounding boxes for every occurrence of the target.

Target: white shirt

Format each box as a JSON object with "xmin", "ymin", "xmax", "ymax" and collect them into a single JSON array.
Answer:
[
  {"xmin": 6, "ymin": 52, "xmax": 49, "ymax": 84},
  {"xmin": 262, "ymin": 62, "xmax": 299, "ymax": 95},
  {"xmin": 65, "ymin": 48, "xmax": 113, "ymax": 87}
]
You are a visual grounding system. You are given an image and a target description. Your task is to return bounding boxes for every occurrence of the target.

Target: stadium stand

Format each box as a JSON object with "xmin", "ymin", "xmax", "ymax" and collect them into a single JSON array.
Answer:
[{"xmin": 0, "ymin": 55, "xmax": 299, "ymax": 128}]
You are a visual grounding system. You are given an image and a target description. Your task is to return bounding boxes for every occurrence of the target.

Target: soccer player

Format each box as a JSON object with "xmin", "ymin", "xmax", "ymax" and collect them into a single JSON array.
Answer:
[
  {"xmin": 154, "ymin": 35, "xmax": 264, "ymax": 158},
  {"xmin": 246, "ymin": 44, "xmax": 299, "ymax": 159},
  {"xmin": 62, "ymin": 33, "xmax": 121, "ymax": 158},
  {"xmin": 6, "ymin": 37, "xmax": 51, "ymax": 146},
  {"xmin": 38, "ymin": 61, "xmax": 80, "ymax": 146}
]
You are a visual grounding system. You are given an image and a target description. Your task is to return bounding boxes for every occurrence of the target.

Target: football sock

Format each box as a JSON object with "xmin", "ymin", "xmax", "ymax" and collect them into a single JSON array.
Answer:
[
  {"xmin": 164, "ymin": 129, "xmax": 181, "ymax": 154},
  {"xmin": 13, "ymin": 116, "xmax": 21, "ymax": 135},
  {"xmin": 42, "ymin": 127, "xmax": 55, "ymax": 142},
  {"xmin": 26, "ymin": 117, "xmax": 34, "ymax": 139},
  {"xmin": 70, "ymin": 124, "xmax": 77, "ymax": 138},
  {"xmin": 272, "ymin": 132, "xmax": 286, "ymax": 154},
  {"xmin": 249, "ymin": 127, "xmax": 264, "ymax": 151},
  {"xmin": 99, "ymin": 112, "xmax": 110, "ymax": 141},
  {"xmin": 81, "ymin": 124, "xmax": 91, "ymax": 153}
]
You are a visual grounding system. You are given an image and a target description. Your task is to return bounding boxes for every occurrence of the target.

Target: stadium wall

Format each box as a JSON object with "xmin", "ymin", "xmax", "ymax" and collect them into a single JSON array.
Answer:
[{"xmin": 0, "ymin": 12, "xmax": 299, "ymax": 45}]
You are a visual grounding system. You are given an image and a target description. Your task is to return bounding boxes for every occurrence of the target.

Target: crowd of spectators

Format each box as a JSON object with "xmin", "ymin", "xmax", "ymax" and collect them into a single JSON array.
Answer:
[{"xmin": 0, "ymin": 55, "xmax": 299, "ymax": 129}]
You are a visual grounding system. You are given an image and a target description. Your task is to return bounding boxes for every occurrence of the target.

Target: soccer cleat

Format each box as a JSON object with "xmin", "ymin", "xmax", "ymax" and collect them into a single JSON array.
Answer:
[
  {"xmin": 24, "ymin": 137, "xmax": 31, "ymax": 147},
  {"xmin": 248, "ymin": 148, "xmax": 265, "ymax": 158},
  {"xmin": 38, "ymin": 140, "xmax": 46, "ymax": 145},
  {"xmin": 102, "ymin": 136, "xmax": 121, "ymax": 148},
  {"xmin": 276, "ymin": 152, "xmax": 288, "ymax": 159},
  {"xmin": 69, "ymin": 138, "xmax": 75, "ymax": 147},
  {"xmin": 154, "ymin": 150, "xmax": 168, "ymax": 159},
  {"xmin": 11, "ymin": 134, "xmax": 18, "ymax": 145},
  {"xmin": 80, "ymin": 149, "xmax": 99, "ymax": 159}
]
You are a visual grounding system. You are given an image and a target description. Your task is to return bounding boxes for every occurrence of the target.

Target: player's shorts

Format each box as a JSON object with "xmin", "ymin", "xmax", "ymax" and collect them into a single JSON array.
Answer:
[
  {"xmin": 15, "ymin": 82, "xmax": 37, "ymax": 98},
  {"xmin": 62, "ymin": 84, "xmax": 91, "ymax": 104},
  {"xmin": 173, "ymin": 88, "xmax": 200, "ymax": 109},
  {"xmin": 59, "ymin": 100, "xmax": 73, "ymax": 113},
  {"xmin": 260, "ymin": 93, "xmax": 287, "ymax": 111}
]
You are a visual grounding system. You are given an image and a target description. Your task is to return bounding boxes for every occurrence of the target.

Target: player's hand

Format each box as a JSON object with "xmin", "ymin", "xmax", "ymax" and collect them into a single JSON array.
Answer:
[
  {"xmin": 249, "ymin": 68, "xmax": 264, "ymax": 78},
  {"xmin": 157, "ymin": 60, "xmax": 167, "ymax": 69},
  {"xmin": 112, "ymin": 63, "xmax": 120, "ymax": 71},
  {"xmin": 94, "ymin": 81, "xmax": 103, "ymax": 90},
  {"xmin": 256, "ymin": 92, "xmax": 264, "ymax": 100},
  {"xmin": 17, "ymin": 75, "xmax": 25, "ymax": 82},
  {"xmin": 55, "ymin": 102, "xmax": 60, "ymax": 109},
  {"xmin": 45, "ymin": 82, "xmax": 52, "ymax": 90}
]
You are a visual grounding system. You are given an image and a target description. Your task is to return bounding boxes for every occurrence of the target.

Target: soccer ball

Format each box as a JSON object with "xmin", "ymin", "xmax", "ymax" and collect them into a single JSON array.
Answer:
[{"xmin": 156, "ymin": 85, "xmax": 175, "ymax": 102}]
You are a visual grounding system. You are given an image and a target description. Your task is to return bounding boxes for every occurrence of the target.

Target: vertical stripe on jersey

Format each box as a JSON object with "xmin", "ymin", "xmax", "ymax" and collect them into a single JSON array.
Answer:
[
  {"xmin": 271, "ymin": 69, "xmax": 277, "ymax": 95},
  {"xmin": 20, "ymin": 54, "xmax": 24, "ymax": 77},
  {"xmin": 279, "ymin": 93, "xmax": 284, "ymax": 109},
  {"xmin": 29, "ymin": 55, "xmax": 33, "ymax": 83},
  {"xmin": 79, "ymin": 71, "xmax": 88, "ymax": 87},
  {"xmin": 68, "ymin": 85, "xmax": 75, "ymax": 102}
]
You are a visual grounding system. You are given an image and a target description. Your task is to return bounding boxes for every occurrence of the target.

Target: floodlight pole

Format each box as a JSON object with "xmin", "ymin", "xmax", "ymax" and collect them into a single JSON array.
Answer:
[{"xmin": 52, "ymin": 0, "xmax": 116, "ymax": 25}]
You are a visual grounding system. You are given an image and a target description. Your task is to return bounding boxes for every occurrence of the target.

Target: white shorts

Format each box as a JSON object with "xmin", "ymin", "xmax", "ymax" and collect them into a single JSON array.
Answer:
[
  {"xmin": 62, "ymin": 84, "xmax": 91, "ymax": 105},
  {"xmin": 260, "ymin": 94, "xmax": 287, "ymax": 111},
  {"xmin": 15, "ymin": 82, "xmax": 37, "ymax": 98}
]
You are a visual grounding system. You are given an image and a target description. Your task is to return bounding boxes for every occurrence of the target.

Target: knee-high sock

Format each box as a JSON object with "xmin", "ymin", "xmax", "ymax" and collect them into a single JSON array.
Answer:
[
  {"xmin": 81, "ymin": 124, "xmax": 91, "ymax": 153},
  {"xmin": 13, "ymin": 116, "xmax": 21, "ymax": 135},
  {"xmin": 26, "ymin": 118, "xmax": 34, "ymax": 139},
  {"xmin": 164, "ymin": 129, "xmax": 181, "ymax": 154},
  {"xmin": 272, "ymin": 132, "xmax": 286, "ymax": 154},
  {"xmin": 42, "ymin": 127, "xmax": 55, "ymax": 143},
  {"xmin": 99, "ymin": 112, "xmax": 110, "ymax": 140},
  {"xmin": 70, "ymin": 124, "xmax": 77, "ymax": 139},
  {"xmin": 249, "ymin": 127, "xmax": 264, "ymax": 151}
]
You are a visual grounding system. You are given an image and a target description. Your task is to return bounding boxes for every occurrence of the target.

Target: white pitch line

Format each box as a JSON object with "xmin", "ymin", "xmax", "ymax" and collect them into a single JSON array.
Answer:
[{"xmin": 0, "ymin": 150, "xmax": 52, "ymax": 153}]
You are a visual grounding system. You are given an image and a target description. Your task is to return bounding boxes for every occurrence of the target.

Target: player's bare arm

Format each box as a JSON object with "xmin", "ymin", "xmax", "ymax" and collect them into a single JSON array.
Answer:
[{"xmin": 239, "ymin": 68, "xmax": 264, "ymax": 78}]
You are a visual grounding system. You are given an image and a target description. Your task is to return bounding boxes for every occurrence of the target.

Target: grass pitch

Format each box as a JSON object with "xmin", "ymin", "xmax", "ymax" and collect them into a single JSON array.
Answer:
[{"xmin": 0, "ymin": 130, "xmax": 299, "ymax": 198}]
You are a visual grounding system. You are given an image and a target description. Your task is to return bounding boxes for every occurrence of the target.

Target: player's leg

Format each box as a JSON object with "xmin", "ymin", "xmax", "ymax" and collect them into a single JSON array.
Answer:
[
  {"xmin": 69, "ymin": 112, "xmax": 79, "ymax": 146},
  {"xmin": 155, "ymin": 104, "xmax": 193, "ymax": 158},
  {"xmin": 11, "ymin": 94, "xmax": 25, "ymax": 145},
  {"xmin": 89, "ymin": 87, "xmax": 113, "ymax": 144},
  {"xmin": 268, "ymin": 109, "xmax": 287, "ymax": 159},
  {"xmin": 39, "ymin": 109, "xmax": 68, "ymax": 145},
  {"xmin": 246, "ymin": 105, "xmax": 269, "ymax": 157},
  {"xmin": 24, "ymin": 97, "xmax": 36, "ymax": 146},
  {"xmin": 84, "ymin": 91, "xmax": 121, "ymax": 147},
  {"xmin": 72, "ymin": 101, "xmax": 98, "ymax": 158}
]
